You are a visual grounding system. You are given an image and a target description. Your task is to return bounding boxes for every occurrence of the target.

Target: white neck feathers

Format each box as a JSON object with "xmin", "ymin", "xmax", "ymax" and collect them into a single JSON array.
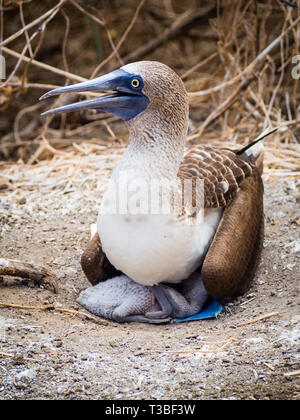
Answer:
[{"xmin": 116, "ymin": 102, "xmax": 189, "ymax": 180}]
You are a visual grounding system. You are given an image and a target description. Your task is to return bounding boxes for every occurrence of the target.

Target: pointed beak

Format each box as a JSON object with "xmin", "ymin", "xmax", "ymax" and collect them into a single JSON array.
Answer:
[{"xmin": 39, "ymin": 68, "xmax": 149, "ymax": 121}]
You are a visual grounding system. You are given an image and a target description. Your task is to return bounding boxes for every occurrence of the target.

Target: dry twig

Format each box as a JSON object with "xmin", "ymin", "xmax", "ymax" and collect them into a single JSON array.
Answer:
[
  {"xmin": 236, "ymin": 312, "xmax": 280, "ymax": 327},
  {"xmin": 0, "ymin": 301, "xmax": 107, "ymax": 326},
  {"xmin": 0, "ymin": 258, "xmax": 58, "ymax": 293},
  {"xmin": 123, "ymin": 5, "xmax": 216, "ymax": 64},
  {"xmin": 0, "ymin": 0, "xmax": 299, "ymax": 176}
]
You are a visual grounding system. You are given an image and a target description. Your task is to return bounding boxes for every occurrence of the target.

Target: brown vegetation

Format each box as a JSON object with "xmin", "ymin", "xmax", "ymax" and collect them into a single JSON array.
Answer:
[{"xmin": 0, "ymin": 0, "xmax": 299, "ymax": 180}]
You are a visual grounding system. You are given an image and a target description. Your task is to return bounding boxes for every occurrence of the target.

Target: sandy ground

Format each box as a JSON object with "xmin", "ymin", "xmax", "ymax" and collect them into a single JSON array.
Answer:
[{"xmin": 0, "ymin": 169, "xmax": 299, "ymax": 400}]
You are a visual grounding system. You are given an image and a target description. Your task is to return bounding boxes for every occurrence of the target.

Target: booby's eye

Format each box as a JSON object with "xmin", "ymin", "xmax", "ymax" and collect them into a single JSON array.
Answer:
[{"xmin": 131, "ymin": 78, "xmax": 140, "ymax": 88}]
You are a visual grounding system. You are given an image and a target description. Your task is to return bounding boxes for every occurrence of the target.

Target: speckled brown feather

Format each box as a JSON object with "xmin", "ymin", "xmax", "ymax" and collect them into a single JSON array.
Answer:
[
  {"xmin": 201, "ymin": 167, "xmax": 264, "ymax": 299},
  {"xmin": 178, "ymin": 145, "xmax": 253, "ymax": 208}
]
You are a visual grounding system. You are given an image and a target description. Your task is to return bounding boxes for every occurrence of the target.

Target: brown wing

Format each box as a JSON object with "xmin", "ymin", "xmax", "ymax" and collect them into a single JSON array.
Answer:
[
  {"xmin": 178, "ymin": 145, "xmax": 253, "ymax": 208},
  {"xmin": 81, "ymin": 144, "xmax": 263, "ymax": 294},
  {"xmin": 81, "ymin": 233, "xmax": 121, "ymax": 285},
  {"xmin": 201, "ymin": 167, "xmax": 264, "ymax": 299}
]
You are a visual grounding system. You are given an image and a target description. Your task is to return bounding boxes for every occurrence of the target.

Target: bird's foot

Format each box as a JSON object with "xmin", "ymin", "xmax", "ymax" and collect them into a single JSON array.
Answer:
[
  {"xmin": 145, "ymin": 285, "xmax": 173, "ymax": 320},
  {"xmin": 145, "ymin": 273, "xmax": 209, "ymax": 320}
]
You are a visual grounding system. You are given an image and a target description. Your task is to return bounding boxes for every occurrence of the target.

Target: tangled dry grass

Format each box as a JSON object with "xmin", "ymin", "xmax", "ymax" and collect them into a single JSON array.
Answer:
[
  {"xmin": 0, "ymin": 2, "xmax": 299, "ymax": 402},
  {"xmin": 0, "ymin": 0, "xmax": 299, "ymax": 196}
]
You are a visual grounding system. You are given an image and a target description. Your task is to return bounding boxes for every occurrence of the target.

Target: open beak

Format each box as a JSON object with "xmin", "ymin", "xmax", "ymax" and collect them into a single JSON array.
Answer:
[{"xmin": 39, "ymin": 68, "xmax": 149, "ymax": 121}]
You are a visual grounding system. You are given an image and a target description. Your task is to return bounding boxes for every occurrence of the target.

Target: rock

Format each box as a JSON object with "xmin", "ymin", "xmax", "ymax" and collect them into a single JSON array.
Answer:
[
  {"xmin": 0, "ymin": 177, "xmax": 10, "ymax": 190},
  {"xmin": 14, "ymin": 368, "xmax": 37, "ymax": 389},
  {"xmin": 16, "ymin": 368, "xmax": 37, "ymax": 381},
  {"xmin": 16, "ymin": 196, "xmax": 27, "ymax": 205},
  {"xmin": 52, "ymin": 338, "xmax": 63, "ymax": 348}
]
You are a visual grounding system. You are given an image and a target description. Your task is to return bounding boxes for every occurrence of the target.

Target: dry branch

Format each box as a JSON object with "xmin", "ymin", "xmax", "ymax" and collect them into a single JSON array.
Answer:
[
  {"xmin": 0, "ymin": 258, "xmax": 58, "ymax": 293},
  {"xmin": 90, "ymin": 0, "xmax": 147, "ymax": 77},
  {"xmin": 2, "ymin": 46, "xmax": 87, "ymax": 83},
  {"xmin": 284, "ymin": 370, "xmax": 300, "ymax": 377},
  {"xmin": 0, "ymin": 0, "xmax": 67, "ymax": 48},
  {"xmin": 189, "ymin": 15, "xmax": 300, "ymax": 98},
  {"xmin": 0, "ymin": 0, "xmax": 299, "ymax": 176},
  {"xmin": 0, "ymin": 352, "xmax": 41, "ymax": 363},
  {"xmin": 236, "ymin": 312, "xmax": 280, "ymax": 327},
  {"xmin": 0, "ymin": 301, "xmax": 107, "ymax": 326},
  {"xmin": 123, "ymin": 5, "xmax": 216, "ymax": 64},
  {"xmin": 190, "ymin": 72, "xmax": 258, "ymax": 139}
]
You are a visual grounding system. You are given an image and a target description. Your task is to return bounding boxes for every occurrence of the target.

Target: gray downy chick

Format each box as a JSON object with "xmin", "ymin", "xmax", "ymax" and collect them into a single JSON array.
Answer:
[{"xmin": 77, "ymin": 272, "xmax": 207, "ymax": 324}]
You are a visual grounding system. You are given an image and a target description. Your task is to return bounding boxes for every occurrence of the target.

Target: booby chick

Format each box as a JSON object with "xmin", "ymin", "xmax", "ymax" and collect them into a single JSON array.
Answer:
[
  {"xmin": 77, "ymin": 272, "xmax": 208, "ymax": 323},
  {"xmin": 40, "ymin": 61, "xmax": 265, "ymax": 323}
]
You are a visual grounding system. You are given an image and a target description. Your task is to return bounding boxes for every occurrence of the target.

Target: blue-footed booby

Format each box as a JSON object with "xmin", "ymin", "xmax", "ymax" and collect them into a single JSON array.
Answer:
[{"xmin": 40, "ymin": 61, "xmax": 265, "ymax": 323}]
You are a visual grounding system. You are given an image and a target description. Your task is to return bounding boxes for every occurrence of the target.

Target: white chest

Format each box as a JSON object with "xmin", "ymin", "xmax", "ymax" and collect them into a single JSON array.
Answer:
[{"xmin": 97, "ymin": 175, "xmax": 222, "ymax": 286}]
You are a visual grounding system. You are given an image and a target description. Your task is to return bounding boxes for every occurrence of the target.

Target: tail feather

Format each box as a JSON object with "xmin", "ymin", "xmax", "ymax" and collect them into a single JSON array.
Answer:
[
  {"xmin": 237, "ymin": 127, "xmax": 278, "ymax": 175},
  {"xmin": 237, "ymin": 127, "xmax": 278, "ymax": 156}
]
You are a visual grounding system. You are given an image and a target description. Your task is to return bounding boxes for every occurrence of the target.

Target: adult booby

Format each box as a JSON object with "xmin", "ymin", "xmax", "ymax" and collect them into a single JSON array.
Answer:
[{"xmin": 40, "ymin": 61, "xmax": 265, "ymax": 323}]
